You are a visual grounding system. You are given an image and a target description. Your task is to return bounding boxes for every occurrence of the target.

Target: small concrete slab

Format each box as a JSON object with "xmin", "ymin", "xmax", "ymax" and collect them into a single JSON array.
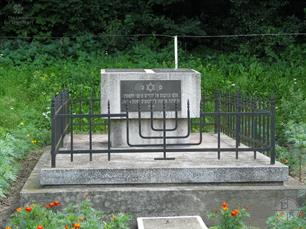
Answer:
[{"xmin": 137, "ymin": 216, "xmax": 208, "ymax": 229}]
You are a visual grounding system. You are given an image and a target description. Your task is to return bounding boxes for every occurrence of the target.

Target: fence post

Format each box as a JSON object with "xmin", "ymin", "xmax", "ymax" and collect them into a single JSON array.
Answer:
[
  {"xmin": 70, "ymin": 96, "xmax": 74, "ymax": 162},
  {"xmin": 270, "ymin": 96, "xmax": 276, "ymax": 164},
  {"xmin": 252, "ymin": 98, "xmax": 257, "ymax": 159},
  {"xmin": 214, "ymin": 92, "xmax": 218, "ymax": 134},
  {"xmin": 89, "ymin": 90, "xmax": 93, "ymax": 161},
  {"xmin": 107, "ymin": 100, "xmax": 111, "ymax": 161},
  {"xmin": 216, "ymin": 92, "xmax": 221, "ymax": 159},
  {"xmin": 60, "ymin": 92, "xmax": 64, "ymax": 147},
  {"xmin": 235, "ymin": 92, "xmax": 241, "ymax": 159},
  {"xmin": 51, "ymin": 98, "xmax": 56, "ymax": 168}
]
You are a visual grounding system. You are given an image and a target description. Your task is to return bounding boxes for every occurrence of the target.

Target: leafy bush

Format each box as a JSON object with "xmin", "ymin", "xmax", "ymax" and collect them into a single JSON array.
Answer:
[
  {"xmin": 267, "ymin": 205, "xmax": 306, "ymax": 229},
  {"xmin": 6, "ymin": 201, "xmax": 131, "ymax": 229},
  {"xmin": 0, "ymin": 125, "xmax": 44, "ymax": 197},
  {"xmin": 284, "ymin": 121, "xmax": 306, "ymax": 181}
]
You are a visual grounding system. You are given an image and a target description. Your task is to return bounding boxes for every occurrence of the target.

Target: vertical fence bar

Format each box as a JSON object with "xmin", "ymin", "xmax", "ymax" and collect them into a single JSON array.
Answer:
[
  {"xmin": 163, "ymin": 100, "xmax": 167, "ymax": 159},
  {"xmin": 107, "ymin": 100, "xmax": 111, "ymax": 161},
  {"xmin": 80, "ymin": 90, "xmax": 83, "ymax": 131},
  {"xmin": 51, "ymin": 98, "xmax": 56, "ymax": 168},
  {"xmin": 201, "ymin": 94, "xmax": 206, "ymax": 128},
  {"xmin": 60, "ymin": 93, "xmax": 64, "ymax": 147},
  {"xmin": 247, "ymin": 97, "xmax": 251, "ymax": 148},
  {"xmin": 252, "ymin": 98, "xmax": 257, "ymax": 159},
  {"xmin": 262, "ymin": 101, "xmax": 265, "ymax": 151},
  {"xmin": 217, "ymin": 92, "xmax": 221, "ymax": 159},
  {"xmin": 70, "ymin": 98, "xmax": 74, "ymax": 162},
  {"xmin": 89, "ymin": 92, "xmax": 93, "ymax": 161},
  {"xmin": 258, "ymin": 99, "xmax": 262, "ymax": 150},
  {"xmin": 235, "ymin": 92, "xmax": 241, "ymax": 159},
  {"xmin": 240, "ymin": 97, "xmax": 245, "ymax": 143},
  {"xmin": 266, "ymin": 109, "xmax": 270, "ymax": 148},
  {"xmin": 214, "ymin": 92, "xmax": 218, "ymax": 134},
  {"xmin": 270, "ymin": 96, "xmax": 276, "ymax": 164},
  {"xmin": 244, "ymin": 98, "xmax": 248, "ymax": 145},
  {"xmin": 263, "ymin": 101, "xmax": 267, "ymax": 154},
  {"xmin": 227, "ymin": 92, "xmax": 231, "ymax": 137},
  {"xmin": 231, "ymin": 94, "xmax": 235, "ymax": 138}
]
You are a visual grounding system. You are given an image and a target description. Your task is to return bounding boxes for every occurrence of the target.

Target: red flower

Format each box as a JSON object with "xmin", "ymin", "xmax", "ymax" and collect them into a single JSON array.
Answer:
[
  {"xmin": 54, "ymin": 200, "xmax": 61, "ymax": 206},
  {"xmin": 46, "ymin": 201, "xmax": 61, "ymax": 208},
  {"xmin": 231, "ymin": 209, "xmax": 240, "ymax": 217},
  {"xmin": 25, "ymin": 207, "xmax": 32, "ymax": 212},
  {"xmin": 37, "ymin": 225, "xmax": 44, "ymax": 229},
  {"xmin": 48, "ymin": 202, "xmax": 56, "ymax": 208},
  {"xmin": 74, "ymin": 223, "xmax": 81, "ymax": 228},
  {"xmin": 222, "ymin": 202, "xmax": 229, "ymax": 211}
]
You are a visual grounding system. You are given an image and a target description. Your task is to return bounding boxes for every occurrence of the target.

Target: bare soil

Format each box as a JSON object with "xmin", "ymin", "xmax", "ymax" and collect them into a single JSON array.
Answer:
[{"xmin": 0, "ymin": 150, "xmax": 43, "ymax": 228}]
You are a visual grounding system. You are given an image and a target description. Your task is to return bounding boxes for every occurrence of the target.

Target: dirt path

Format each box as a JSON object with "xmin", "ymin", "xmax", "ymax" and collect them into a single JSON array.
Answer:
[{"xmin": 0, "ymin": 150, "xmax": 43, "ymax": 227}]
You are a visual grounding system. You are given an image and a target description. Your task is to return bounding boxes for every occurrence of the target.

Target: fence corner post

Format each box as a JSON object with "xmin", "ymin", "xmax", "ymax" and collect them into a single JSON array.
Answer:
[
  {"xmin": 270, "ymin": 95, "xmax": 276, "ymax": 165},
  {"xmin": 51, "ymin": 97, "xmax": 56, "ymax": 168}
]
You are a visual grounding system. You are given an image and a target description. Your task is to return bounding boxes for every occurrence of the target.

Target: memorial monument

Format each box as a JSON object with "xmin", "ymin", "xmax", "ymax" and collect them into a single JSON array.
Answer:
[{"xmin": 101, "ymin": 68, "xmax": 201, "ymax": 147}]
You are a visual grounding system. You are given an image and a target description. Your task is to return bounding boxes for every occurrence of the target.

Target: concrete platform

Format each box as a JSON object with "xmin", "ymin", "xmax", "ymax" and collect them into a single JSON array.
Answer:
[
  {"xmin": 40, "ymin": 133, "xmax": 288, "ymax": 185},
  {"xmin": 21, "ymin": 147, "xmax": 306, "ymax": 229}
]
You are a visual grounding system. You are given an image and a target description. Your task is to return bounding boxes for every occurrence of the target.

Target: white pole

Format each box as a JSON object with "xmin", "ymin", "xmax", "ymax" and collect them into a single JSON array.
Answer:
[{"xmin": 174, "ymin": 35, "xmax": 178, "ymax": 69}]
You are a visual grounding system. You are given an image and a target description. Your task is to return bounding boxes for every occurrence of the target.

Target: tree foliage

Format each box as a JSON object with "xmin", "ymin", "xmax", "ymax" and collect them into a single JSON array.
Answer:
[{"xmin": 0, "ymin": 0, "xmax": 305, "ymax": 53}]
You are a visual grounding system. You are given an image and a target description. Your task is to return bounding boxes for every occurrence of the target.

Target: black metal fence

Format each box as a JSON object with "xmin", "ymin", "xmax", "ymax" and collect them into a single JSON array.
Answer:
[{"xmin": 50, "ymin": 90, "xmax": 276, "ymax": 167}]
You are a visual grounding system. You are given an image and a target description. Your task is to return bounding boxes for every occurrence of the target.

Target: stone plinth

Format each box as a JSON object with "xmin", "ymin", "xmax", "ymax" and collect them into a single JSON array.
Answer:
[
  {"xmin": 40, "ymin": 134, "xmax": 288, "ymax": 185},
  {"xmin": 101, "ymin": 68, "xmax": 201, "ymax": 147}
]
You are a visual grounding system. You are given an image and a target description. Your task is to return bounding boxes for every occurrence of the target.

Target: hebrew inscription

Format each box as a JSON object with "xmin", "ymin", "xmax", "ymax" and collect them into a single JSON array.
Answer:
[{"xmin": 120, "ymin": 80, "xmax": 181, "ymax": 112}]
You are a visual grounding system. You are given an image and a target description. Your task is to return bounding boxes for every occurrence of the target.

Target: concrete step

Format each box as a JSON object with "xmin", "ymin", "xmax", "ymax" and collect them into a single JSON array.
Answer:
[{"xmin": 40, "ymin": 150, "xmax": 288, "ymax": 185}]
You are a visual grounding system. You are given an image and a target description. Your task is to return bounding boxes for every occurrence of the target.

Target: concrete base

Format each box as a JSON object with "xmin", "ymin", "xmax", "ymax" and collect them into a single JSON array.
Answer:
[
  {"xmin": 21, "ymin": 149, "xmax": 306, "ymax": 229},
  {"xmin": 40, "ymin": 134, "xmax": 288, "ymax": 185}
]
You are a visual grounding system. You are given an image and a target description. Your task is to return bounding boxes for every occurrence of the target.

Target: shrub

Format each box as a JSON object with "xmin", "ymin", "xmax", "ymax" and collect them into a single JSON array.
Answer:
[
  {"xmin": 284, "ymin": 121, "xmax": 306, "ymax": 181},
  {"xmin": 267, "ymin": 205, "xmax": 306, "ymax": 229}
]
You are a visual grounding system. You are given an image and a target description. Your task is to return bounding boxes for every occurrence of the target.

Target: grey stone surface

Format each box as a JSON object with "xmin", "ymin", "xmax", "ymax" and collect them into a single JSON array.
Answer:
[
  {"xmin": 137, "ymin": 216, "xmax": 208, "ymax": 229},
  {"xmin": 21, "ymin": 148, "xmax": 306, "ymax": 229},
  {"xmin": 40, "ymin": 161, "xmax": 288, "ymax": 185},
  {"xmin": 40, "ymin": 133, "xmax": 288, "ymax": 185}
]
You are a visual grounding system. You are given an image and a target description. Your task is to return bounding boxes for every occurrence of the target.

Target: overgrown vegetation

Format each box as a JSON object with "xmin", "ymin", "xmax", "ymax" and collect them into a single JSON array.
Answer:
[
  {"xmin": 5, "ymin": 201, "xmax": 131, "ymax": 229},
  {"xmin": 266, "ymin": 205, "xmax": 306, "ymax": 229}
]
